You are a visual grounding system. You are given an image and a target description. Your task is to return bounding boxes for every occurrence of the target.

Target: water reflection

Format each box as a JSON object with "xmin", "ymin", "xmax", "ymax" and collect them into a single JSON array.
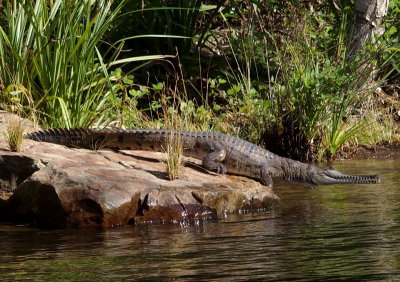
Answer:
[{"xmin": 1, "ymin": 154, "xmax": 400, "ymax": 280}]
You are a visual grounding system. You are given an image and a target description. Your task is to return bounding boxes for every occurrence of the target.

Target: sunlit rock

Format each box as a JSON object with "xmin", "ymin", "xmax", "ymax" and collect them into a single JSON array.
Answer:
[{"xmin": 0, "ymin": 112, "xmax": 279, "ymax": 228}]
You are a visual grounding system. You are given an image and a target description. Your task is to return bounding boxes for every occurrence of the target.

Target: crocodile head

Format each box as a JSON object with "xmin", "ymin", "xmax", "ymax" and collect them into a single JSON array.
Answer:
[{"xmin": 309, "ymin": 166, "xmax": 380, "ymax": 186}]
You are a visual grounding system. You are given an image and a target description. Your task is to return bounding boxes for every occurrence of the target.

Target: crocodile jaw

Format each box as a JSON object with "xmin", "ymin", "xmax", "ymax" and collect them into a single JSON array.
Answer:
[{"xmin": 310, "ymin": 167, "xmax": 380, "ymax": 185}]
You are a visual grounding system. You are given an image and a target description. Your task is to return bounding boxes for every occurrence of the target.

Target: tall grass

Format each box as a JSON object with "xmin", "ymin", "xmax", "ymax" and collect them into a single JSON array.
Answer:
[
  {"xmin": 271, "ymin": 34, "xmax": 383, "ymax": 160},
  {"xmin": 0, "ymin": 0, "xmax": 124, "ymax": 127},
  {"xmin": 0, "ymin": 0, "xmax": 174, "ymax": 128},
  {"xmin": 112, "ymin": 0, "xmax": 216, "ymax": 57}
]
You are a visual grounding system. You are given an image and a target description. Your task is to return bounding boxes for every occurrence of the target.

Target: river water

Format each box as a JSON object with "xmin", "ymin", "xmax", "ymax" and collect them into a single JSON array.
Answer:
[{"xmin": 1, "ymin": 151, "xmax": 399, "ymax": 281}]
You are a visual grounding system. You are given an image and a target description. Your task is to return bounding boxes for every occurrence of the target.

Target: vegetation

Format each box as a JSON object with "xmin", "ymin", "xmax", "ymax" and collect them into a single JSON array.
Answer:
[
  {"xmin": 3, "ymin": 118, "xmax": 25, "ymax": 152},
  {"xmin": 0, "ymin": 0, "xmax": 173, "ymax": 128},
  {"xmin": 163, "ymin": 102, "xmax": 184, "ymax": 180},
  {"xmin": 164, "ymin": 129, "xmax": 184, "ymax": 181},
  {"xmin": 0, "ymin": 0, "xmax": 399, "ymax": 162}
]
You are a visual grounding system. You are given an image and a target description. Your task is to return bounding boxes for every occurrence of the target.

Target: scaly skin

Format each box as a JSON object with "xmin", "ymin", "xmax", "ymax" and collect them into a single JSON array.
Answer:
[{"xmin": 27, "ymin": 128, "xmax": 380, "ymax": 188}]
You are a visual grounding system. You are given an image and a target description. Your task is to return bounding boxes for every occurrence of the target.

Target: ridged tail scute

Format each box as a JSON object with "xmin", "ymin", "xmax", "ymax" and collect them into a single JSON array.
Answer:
[
  {"xmin": 26, "ymin": 128, "xmax": 168, "ymax": 151},
  {"xmin": 27, "ymin": 128, "xmax": 94, "ymax": 148}
]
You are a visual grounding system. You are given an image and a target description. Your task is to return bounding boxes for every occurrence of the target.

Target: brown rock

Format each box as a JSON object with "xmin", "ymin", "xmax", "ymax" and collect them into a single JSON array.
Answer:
[{"xmin": 0, "ymin": 113, "xmax": 279, "ymax": 228}]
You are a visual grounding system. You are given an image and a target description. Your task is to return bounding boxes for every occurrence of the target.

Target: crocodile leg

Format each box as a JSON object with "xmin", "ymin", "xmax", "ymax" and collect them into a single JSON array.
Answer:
[
  {"xmin": 261, "ymin": 167, "xmax": 274, "ymax": 189},
  {"xmin": 202, "ymin": 148, "xmax": 227, "ymax": 174}
]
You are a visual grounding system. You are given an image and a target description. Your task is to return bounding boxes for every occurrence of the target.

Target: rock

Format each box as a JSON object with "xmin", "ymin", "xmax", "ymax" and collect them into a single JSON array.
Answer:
[
  {"xmin": 0, "ymin": 112, "xmax": 279, "ymax": 228},
  {"xmin": 0, "ymin": 154, "xmax": 44, "ymax": 192},
  {"xmin": 0, "ymin": 197, "xmax": 10, "ymax": 221}
]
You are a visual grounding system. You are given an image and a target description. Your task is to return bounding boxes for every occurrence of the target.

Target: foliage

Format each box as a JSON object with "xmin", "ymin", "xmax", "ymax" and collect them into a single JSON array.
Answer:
[
  {"xmin": 381, "ymin": 0, "xmax": 400, "ymax": 95},
  {"xmin": 110, "ymin": 1, "xmax": 218, "ymax": 57},
  {"xmin": 0, "ymin": 0, "xmax": 126, "ymax": 127},
  {"xmin": 0, "ymin": 0, "xmax": 399, "ymax": 161},
  {"xmin": 0, "ymin": 0, "xmax": 174, "ymax": 128},
  {"xmin": 269, "ymin": 30, "xmax": 379, "ymax": 160},
  {"xmin": 203, "ymin": 0, "xmax": 398, "ymax": 160}
]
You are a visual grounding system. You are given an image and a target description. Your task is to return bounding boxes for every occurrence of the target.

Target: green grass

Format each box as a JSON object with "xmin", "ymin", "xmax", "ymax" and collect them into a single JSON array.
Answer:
[
  {"xmin": 0, "ymin": 0, "xmax": 126, "ymax": 127},
  {"xmin": 0, "ymin": 0, "xmax": 176, "ymax": 128}
]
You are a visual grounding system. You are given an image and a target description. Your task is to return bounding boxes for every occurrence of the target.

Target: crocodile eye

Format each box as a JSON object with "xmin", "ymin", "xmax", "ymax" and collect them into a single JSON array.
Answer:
[{"xmin": 328, "ymin": 166, "xmax": 335, "ymax": 170}]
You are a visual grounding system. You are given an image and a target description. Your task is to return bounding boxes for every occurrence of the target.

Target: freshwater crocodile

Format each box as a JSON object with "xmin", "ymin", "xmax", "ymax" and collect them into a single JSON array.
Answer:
[{"xmin": 27, "ymin": 128, "xmax": 380, "ymax": 188}]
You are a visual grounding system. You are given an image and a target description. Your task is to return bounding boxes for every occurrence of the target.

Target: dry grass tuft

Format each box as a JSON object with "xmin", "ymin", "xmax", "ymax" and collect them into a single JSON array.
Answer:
[
  {"xmin": 3, "ymin": 118, "xmax": 26, "ymax": 152},
  {"xmin": 165, "ymin": 130, "xmax": 183, "ymax": 180},
  {"xmin": 162, "ymin": 101, "xmax": 185, "ymax": 181}
]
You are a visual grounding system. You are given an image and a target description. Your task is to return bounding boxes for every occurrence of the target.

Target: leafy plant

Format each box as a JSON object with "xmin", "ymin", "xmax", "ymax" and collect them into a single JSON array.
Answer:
[
  {"xmin": 0, "ymin": 0, "xmax": 175, "ymax": 128},
  {"xmin": 325, "ymin": 94, "xmax": 368, "ymax": 159},
  {"xmin": 111, "ymin": 1, "xmax": 217, "ymax": 56},
  {"xmin": 0, "ymin": 0, "xmax": 126, "ymax": 127}
]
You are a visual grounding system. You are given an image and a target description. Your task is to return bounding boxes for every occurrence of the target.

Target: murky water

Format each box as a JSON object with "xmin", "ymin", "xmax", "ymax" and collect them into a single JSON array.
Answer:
[{"xmin": 1, "ymin": 151, "xmax": 400, "ymax": 281}]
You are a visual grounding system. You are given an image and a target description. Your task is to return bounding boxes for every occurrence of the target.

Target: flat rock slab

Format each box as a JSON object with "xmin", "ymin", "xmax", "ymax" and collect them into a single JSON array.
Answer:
[{"xmin": 0, "ymin": 114, "xmax": 279, "ymax": 228}]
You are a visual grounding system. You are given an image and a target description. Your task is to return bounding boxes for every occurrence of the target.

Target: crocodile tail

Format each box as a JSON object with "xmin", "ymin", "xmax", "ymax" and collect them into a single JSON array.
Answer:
[{"xmin": 26, "ymin": 128, "xmax": 94, "ymax": 148}]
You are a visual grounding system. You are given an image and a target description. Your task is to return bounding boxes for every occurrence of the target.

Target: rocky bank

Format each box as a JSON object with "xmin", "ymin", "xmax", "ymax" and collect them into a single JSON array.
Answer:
[{"xmin": 0, "ymin": 112, "xmax": 279, "ymax": 228}]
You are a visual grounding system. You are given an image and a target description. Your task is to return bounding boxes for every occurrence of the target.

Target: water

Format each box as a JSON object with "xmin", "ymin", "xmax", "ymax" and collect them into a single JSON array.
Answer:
[{"xmin": 1, "ymin": 152, "xmax": 400, "ymax": 281}]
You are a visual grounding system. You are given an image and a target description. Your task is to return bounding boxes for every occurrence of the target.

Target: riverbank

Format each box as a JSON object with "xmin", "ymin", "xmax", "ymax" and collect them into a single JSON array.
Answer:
[
  {"xmin": 0, "ymin": 110, "xmax": 395, "ymax": 228},
  {"xmin": 0, "ymin": 112, "xmax": 278, "ymax": 228}
]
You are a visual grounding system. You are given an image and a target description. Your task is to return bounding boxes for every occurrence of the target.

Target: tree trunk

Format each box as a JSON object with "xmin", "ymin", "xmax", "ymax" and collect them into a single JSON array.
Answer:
[{"xmin": 347, "ymin": 0, "xmax": 389, "ymax": 61}]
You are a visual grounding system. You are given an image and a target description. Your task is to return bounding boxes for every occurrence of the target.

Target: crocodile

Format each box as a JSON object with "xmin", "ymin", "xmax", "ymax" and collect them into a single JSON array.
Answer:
[{"xmin": 26, "ymin": 128, "xmax": 380, "ymax": 188}]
